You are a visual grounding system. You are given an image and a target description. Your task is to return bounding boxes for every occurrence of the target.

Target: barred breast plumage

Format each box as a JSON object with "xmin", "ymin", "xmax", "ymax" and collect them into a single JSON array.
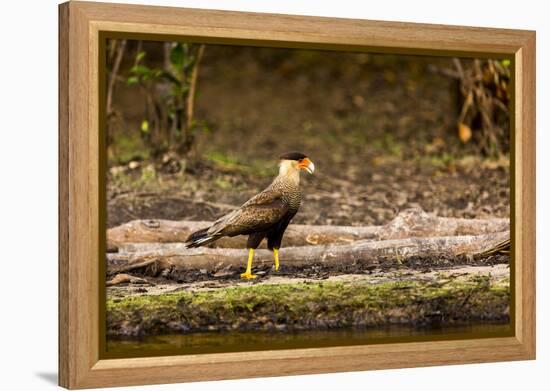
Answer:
[{"xmin": 273, "ymin": 176, "xmax": 302, "ymax": 212}]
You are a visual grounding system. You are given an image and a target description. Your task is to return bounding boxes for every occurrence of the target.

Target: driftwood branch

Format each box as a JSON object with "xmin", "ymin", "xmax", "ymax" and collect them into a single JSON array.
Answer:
[
  {"xmin": 107, "ymin": 231, "xmax": 509, "ymax": 275},
  {"xmin": 108, "ymin": 208, "xmax": 509, "ymax": 249}
]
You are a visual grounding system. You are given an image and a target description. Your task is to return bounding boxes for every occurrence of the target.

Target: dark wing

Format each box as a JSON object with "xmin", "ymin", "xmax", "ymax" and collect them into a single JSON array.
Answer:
[{"xmin": 206, "ymin": 187, "xmax": 289, "ymax": 237}]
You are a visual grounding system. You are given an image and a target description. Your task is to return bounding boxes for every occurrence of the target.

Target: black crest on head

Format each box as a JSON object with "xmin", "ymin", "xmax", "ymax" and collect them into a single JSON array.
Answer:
[{"xmin": 279, "ymin": 151, "xmax": 307, "ymax": 161}]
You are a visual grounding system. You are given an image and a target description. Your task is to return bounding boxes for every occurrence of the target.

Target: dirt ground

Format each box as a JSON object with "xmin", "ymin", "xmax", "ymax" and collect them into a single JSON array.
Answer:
[
  {"xmin": 107, "ymin": 156, "xmax": 509, "ymax": 228},
  {"xmin": 107, "ymin": 46, "xmax": 509, "ymax": 229}
]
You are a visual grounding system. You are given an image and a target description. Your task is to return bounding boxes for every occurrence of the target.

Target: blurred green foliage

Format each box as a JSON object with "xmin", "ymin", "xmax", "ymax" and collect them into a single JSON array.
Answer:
[{"xmin": 108, "ymin": 41, "xmax": 207, "ymax": 161}]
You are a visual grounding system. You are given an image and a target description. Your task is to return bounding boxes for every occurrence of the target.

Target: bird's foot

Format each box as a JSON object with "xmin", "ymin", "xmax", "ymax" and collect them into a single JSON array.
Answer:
[{"xmin": 240, "ymin": 272, "xmax": 257, "ymax": 279}]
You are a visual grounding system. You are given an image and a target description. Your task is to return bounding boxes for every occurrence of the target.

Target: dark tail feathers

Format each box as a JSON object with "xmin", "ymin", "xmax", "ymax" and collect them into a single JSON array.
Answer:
[{"xmin": 184, "ymin": 227, "xmax": 219, "ymax": 248}]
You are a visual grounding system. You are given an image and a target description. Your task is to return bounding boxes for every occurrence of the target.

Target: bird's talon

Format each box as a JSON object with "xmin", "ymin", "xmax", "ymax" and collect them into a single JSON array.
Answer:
[{"xmin": 240, "ymin": 272, "xmax": 257, "ymax": 279}]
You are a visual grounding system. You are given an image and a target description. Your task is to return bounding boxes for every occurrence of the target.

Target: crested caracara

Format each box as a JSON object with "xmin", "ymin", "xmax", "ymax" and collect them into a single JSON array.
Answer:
[{"xmin": 184, "ymin": 152, "xmax": 315, "ymax": 279}]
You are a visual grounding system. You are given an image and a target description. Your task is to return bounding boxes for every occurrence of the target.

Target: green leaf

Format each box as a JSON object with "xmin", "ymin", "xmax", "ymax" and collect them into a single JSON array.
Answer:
[
  {"xmin": 130, "ymin": 64, "xmax": 150, "ymax": 75},
  {"xmin": 126, "ymin": 76, "xmax": 139, "ymax": 86},
  {"xmin": 136, "ymin": 51, "xmax": 146, "ymax": 63},
  {"xmin": 140, "ymin": 120, "xmax": 149, "ymax": 133},
  {"xmin": 170, "ymin": 43, "xmax": 185, "ymax": 69},
  {"xmin": 501, "ymin": 59, "xmax": 511, "ymax": 67}
]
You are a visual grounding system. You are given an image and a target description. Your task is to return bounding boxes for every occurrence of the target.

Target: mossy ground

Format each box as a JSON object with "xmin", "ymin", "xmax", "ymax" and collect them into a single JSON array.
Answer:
[{"xmin": 107, "ymin": 274, "xmax": 509, "ymax": 336}]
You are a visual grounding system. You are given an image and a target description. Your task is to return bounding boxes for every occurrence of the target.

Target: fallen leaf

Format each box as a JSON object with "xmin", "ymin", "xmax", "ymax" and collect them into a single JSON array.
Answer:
[{"xmin": 458, "ymin": 123, "xmax": 472, "ymax": 143}]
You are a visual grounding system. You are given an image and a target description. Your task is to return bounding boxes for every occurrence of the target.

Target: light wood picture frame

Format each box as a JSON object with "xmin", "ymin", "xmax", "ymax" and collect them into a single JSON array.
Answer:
[{"xmin": 59, "ymin": 1, "xmax": 536, "ymax": 389}]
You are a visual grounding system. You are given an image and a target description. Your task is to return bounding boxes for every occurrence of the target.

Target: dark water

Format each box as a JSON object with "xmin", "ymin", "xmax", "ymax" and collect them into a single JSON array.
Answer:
[{"xmin": 105, "ymin": 322, "xmax": 512, "ymax": 358}]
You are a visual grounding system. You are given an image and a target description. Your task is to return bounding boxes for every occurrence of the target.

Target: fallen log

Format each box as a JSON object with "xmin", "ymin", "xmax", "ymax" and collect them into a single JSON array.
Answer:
[
  {"xmin": 107, "ymin": 208, "xmax": 509, "ymax": 249},
  {"xmin": 107, "ymin": 231, "xmax": 509, "ymax": 275},
  {"xmin": 107, "ymin": 220, "xmax": 380, "ymax": 250}
]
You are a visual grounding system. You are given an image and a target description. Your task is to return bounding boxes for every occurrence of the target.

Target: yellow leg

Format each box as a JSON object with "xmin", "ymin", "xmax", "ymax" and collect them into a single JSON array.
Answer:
[
  {"xmin": 240, "ymin": 248, "xmax": 257, "ymax": 279},
  {"xmin": 273, "ymin": 248, "xmax": 280, "ymax": 271}
]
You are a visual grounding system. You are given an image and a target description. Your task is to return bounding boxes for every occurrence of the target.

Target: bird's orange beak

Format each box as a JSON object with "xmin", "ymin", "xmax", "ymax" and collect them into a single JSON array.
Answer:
[{"xmin": 298, "ymin": 158, "xmax": 315, "ymax": 174}]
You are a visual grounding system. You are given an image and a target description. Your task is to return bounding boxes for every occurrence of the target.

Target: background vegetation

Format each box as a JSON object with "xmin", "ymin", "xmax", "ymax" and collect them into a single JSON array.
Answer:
[
  {"xmin": 105, "ymin": 40, "xmax": 511, "ymax": 228},
  {"xmin": 107, "ymin": 41, "xmax": 510, "ymax": 164}
]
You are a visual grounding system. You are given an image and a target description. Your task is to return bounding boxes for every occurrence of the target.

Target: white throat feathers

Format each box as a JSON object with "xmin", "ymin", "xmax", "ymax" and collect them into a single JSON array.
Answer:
[{"xmin": 277, "ymin": 159, "xmax": 300, "ymax": 186}]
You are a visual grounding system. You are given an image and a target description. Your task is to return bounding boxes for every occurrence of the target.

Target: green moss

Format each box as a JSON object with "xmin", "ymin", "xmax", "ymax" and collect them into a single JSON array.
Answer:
[
  {"xmin": 109, "ymin": 134, "xmax": 150, "ymax": 165},
  {"xmin": 107, "ymin": 276, "xmax": 510, "ymax": 336},
  {"xmin": 108, "ymin": 166, "xmax": 159, "ymax": 192},
  {"xmin": 205, "ymin": 151, "xmax": 277, "ymax": 178}
]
